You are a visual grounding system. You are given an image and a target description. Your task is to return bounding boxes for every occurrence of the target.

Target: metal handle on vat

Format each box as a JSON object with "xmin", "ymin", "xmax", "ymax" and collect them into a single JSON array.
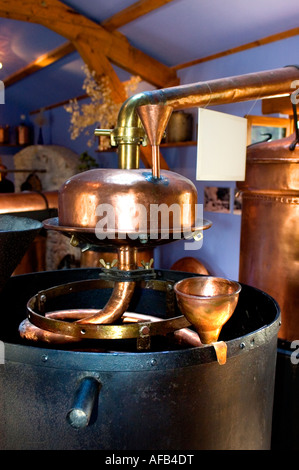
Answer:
[{"xmin": 66, "ymin": 376, "xmax": 101, "ymax": 429}]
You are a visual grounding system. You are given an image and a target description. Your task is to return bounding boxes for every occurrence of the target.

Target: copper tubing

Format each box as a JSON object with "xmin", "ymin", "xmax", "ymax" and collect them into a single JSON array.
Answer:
[
  {"xmin": 19, "ymin": 311, "xmax": 91, "ymax": 344},
  {"xmin": 116, "ymin": 66, "xmax": 299, "ymax": 168},
  {"xmin": 122, "ymin": 312, "xmax": 202, "ymax": 347},
  {"xmin": 19, "ymin": 310, "xmax": 202, "ymax": 348},
  {"xmin": 152, "ymin": 145, "xmax": 160, "ymax": 179},
  {"xmin": 118, "ymin": 246, "xmax": 137, "ymax": 270},
  {"xmin": 77, "ymin": 246, "xmax": 137, "ymax": 325},
  {"xmin": 76, "ymin": 281, "xmax": 136, "ymax": 325}
]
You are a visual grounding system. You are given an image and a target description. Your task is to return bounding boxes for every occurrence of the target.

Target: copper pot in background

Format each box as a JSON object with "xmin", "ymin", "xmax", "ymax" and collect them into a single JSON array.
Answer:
[
  {"xmin": 0, "ymin": 125, "xmax": 9, "ymax": 144},
  {"xmin": 16, "ymin": 124, "xmax": 31, "ymax": 146},
  {"xmin": 164, "ymin": 111, "xmax": 193, "ymax": 143},
  {"xmin": 238, "ymin": 134, "xmax": 299, "ymax": 342}
]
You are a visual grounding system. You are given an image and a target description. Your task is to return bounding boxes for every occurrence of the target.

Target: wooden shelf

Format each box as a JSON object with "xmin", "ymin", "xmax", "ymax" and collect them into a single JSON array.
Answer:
[
  {"xmin": 0, "ymin": 143, "xmax": 30, "ymax": 148},
  {"xmin": 160, "ymin": 141, "xmax": 197, "ymax": 147}
]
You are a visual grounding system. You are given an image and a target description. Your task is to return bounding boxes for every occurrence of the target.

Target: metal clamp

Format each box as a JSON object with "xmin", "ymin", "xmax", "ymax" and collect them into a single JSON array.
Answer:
[
  {"xmin": 99, "ymin": 266, "xmax": 156, "ymax": 282},
  {"xmin": 26, "ymin": 278, "xmax": 191, "ymax": 342}
]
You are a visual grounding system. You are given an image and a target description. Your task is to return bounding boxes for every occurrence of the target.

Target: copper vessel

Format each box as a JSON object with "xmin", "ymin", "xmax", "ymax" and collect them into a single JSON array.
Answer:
[
  {"xmin": 174, "ymin": 276, "xmax": 241, "ymax": 345},
  {"xmin": 0, "ymin": 125, "xmax": 9, "ymax": 144},
  {"xmin": 44, "ymin": 168, "xmax": 208, "ymax": 247},
  {"xmin": 238, "ymin": 134, "xmax": 299, "ymax": 341}
]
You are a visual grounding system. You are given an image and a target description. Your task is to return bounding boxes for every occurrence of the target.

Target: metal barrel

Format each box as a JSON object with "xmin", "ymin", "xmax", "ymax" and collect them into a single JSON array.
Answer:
[
  {"xmin": 237, "ymin": 134, "xmax": 299, "ymax": 450},
  {"xmin": 238, "ymin": 134, "xmax": 299, "ymax": 342},
  {"xmin": 0, "ymin": 269, "xmax": 280, "ymax": 450}
]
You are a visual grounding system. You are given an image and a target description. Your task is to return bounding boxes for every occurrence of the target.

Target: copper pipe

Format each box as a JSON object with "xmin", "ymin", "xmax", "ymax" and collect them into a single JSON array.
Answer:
[
  {"xmin": 122, "ymin": 312, "xmax": 202, "ymax": 347},
  {"xmin": 19, "ymin": 310, "xmax": 202, "ymax": 348},
  {"xmin": 18, "ymin": 313, "xmax": 95, "ymax": 343},
  {"xmin": 76, "ymin": 281, "xmax": 136, "ymax": 325},
  {"xmin": 152, "ymin": 145, "xmax": 160, "ymax": 179},
  {"xmin": 118, "ymin": 246, "xmax": 137, "ymax": 270},
  {"xmin": 0, "ymin": 191, "xmax": 58, "ymax": 214},
  {"xmin": 77, "ymin": 246, "xmax": 137, "ymax": 325},
  {"xmin": 115, "ymin": 66, "xmax": 299, "ymax": 168}
]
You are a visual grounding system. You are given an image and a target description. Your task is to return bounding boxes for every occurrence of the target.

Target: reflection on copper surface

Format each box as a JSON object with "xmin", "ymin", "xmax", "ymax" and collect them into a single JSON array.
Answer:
[{"xmin": 56, "ymin": 168, "xmax": 199, "ymax": 241}]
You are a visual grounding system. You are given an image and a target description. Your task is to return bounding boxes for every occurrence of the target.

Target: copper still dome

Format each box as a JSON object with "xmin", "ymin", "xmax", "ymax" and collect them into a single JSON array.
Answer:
[{"xmin": 44, "ymin": 168, "xmax": 211, "ymax": 248}]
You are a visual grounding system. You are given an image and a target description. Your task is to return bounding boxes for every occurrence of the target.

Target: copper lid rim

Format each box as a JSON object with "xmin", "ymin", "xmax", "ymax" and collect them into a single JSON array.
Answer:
[{"xmin": 43, "ymin": 217, "xmax": 212, "ymax": 235}]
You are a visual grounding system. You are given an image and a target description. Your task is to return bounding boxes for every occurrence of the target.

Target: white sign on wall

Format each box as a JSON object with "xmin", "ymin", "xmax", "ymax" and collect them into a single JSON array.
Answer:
[
  {"xmin": 0, "ymin": 81, "xmax": 4, "ymax": 104},
  {"xmin": 196, "ymin": 108, "xmax": 247, "ymax": 181}
]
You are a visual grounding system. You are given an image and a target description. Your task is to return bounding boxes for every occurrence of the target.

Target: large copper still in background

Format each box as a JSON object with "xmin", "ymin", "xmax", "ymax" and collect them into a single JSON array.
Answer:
[{"xmin": 238, "ymin": 134, "xmax": 299, "ymax": 341}]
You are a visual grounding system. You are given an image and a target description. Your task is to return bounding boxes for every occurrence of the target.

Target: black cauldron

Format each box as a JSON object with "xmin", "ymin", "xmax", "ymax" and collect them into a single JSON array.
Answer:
[{"xmin": 0, "ymin": 268, "xmax": 280, "ymax": 450}]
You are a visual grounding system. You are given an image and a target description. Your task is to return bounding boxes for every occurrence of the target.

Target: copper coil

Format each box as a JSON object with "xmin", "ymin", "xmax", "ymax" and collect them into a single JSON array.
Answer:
[{"xmin": 19, "ymin": 310, "xmax": 202, "ymax": 348}]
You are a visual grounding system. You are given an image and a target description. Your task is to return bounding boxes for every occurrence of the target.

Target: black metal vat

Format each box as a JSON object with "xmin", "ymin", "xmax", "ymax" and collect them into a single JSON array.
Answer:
[
  {"xmin": 271, "ymin": 339, "xmax": 299, "ymax": 450},
  {"xmin": 0, "ymin": 268, "xmax": 280, "ymax": 450}
]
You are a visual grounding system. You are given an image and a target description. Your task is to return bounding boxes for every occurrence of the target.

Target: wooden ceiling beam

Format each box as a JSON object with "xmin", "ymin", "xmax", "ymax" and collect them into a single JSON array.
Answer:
[
  {"xmin": 3, "ymin": 0, "xmax": 177, "ymax": 91},
  {"xmin": 173, "ymin": 27, "xmax": 299, "ymax": 71},
  {"xmin": 0, "ymin": 0, "xmax": 178, "ymax": 89},
  {"xmin": 102, "ymin": 0, "xmax": 175, "ymax": 31},
  {"xmin": 3, "ymin": 41, "xmax": 75, "ymax": 88}
]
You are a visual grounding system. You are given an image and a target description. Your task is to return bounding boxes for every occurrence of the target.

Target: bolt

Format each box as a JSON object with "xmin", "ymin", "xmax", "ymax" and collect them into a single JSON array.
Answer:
[
  {"xmin": 239, "ymin": 342, "xmax": 245, "ymax": 349},
  {"xmin": 99, "ymin": 258, "xmax": 118, "ymax": 269},
  {"xmin": 140, "ymin": 258, "xmax": 154, "ymax": 269},
  {"xmin": 70, "ymin": 235, "xmax": 79, "ymax": 247},
  {"xmin": 41, "ymin": 354, "xmax": 48, "ymax": 362},
  {"xmin": 138, "ymin": 234, "xmax": 148, "ymax": 244},
  {"xmin": 150, "ymin": 358, "xmax": 157, "ymax": 366},
  {"xmin": 140, "ymin": 325, "xmax": 150, "ymax": 336}
]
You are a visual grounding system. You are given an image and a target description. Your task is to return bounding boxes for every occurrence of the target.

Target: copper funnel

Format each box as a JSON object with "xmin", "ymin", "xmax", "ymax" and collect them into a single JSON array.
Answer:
[
  {"xmin": 137, "ymin": 104, "xmax": 173, "ymax": 179},
  {"xmin": 174, "ymin": 276, "xmax": 241, "ymax": 344}
]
